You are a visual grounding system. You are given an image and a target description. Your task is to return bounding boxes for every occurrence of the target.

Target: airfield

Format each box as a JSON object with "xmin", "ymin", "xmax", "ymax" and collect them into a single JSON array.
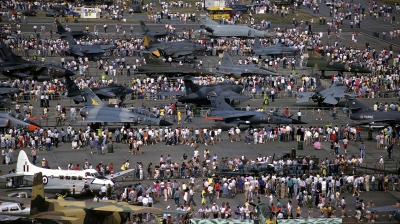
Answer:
[{"xmin": 0, "ymin": 0, "xmax": 400, "ymax": 222}]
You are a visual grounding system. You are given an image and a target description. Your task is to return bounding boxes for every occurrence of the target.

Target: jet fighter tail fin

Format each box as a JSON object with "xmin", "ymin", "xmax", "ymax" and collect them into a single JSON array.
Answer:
[
  {"xmin": 16, "ymin": 150, "xmax": 42, "ymax": 174},
  {"xmin": 143, "ymin": 34, "xmax": 159, "ymax": 47},
  {"xmin": 143, "ymin": 51, "xmax": 165, "ymax": 65},
  {"xmin": 208, "ymin": 93, "xmax": 234, "ymax": 110},
  {"xmin": 140, "ymin": 20, "xmax": 150, "ymax": 34},
  {"xmin": 65, "ymin": 32, "xmax": 77, "ymax": 46},
  {"xmin": 0, "ymin": 42, "xmax": 25, "ymax": 63},
  {"xmin": 199, "ymin": 14, "xmax": 218, "ymax": 26},
  {"xmin": 55, "ymin": 19, "xmax": 67, "ymax": 34},
  {"xmin": 31, "ymin": 172, "xmax": 48, "ymax": 215},
  {"xmin": 254, "ymin": 37, "xmax": 261, "ymax": 49},
  {"xmin": 65, "ymin": 77, "xmax": 104, "ymax": 106},
  {"xmin": 221, "ymin": 52, "xmax": 234, "ymax": 67},
  {"xmin": 344, "ymin": 95, "xmax": 373, "ymax": 113},
  {"xmin": 183, "ymin": 76, "xmax": 200, "ymax": 95}
]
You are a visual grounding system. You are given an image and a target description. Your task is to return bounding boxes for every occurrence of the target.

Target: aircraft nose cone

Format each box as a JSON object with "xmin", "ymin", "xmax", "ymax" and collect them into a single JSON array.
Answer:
[
  {"xmin": 159, "ymin": 120, "xmax": 173, "ymax": 126},
  {"xmin": 291, "ymin": 119, "xmax": 307, "ymax": 124}
]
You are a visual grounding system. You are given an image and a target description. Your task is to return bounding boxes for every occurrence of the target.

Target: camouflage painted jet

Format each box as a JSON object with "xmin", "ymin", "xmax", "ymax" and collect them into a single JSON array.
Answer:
[
  {"xmin": 199, "ymin": 14, "xmax": 274, "ymax": 38},
  {"xmin": 204, "ymin": 93, "xmax": 306, "ymax": 125},
  {"xmin": 64, "ymin": 33, "xmax": 106, "ymax": 60},
  {"xmin": 253, "ymin": 37, "xmax": 296, "ymax": 56},
  {"xmin": 345, "ymin": 95, "xmax": 400, "ymax": 125},
  {"xmin": 0, "ymin": 112, "xmax": 41, "ymax": 131},
  {"xmin": 138, "ymin": 52, "xmax": 218, "ymax": 76},
  {"xmin": 143, "ymin": 35, "xmax": 205, "ymax": 58},
  {"xmin": 215, "ymin": 52, "xmax": 280, "ymax": 78},
  {"xmin": 0, "ymin": 172, "xmax": 162, "ymax": 224},
  {"xmin": 140, "ymin": 20, "xmax": 170, "ymax": 38},
  {"xmin": 67, "ymin": 80, "xmax": 134, "ymax": 103},
  {"xmin": 56, "ymin": 19, "xmax": 93, "ymax": 39},
  {"xmin": 296, "ymin": 73, "xmax": 347, "ymax": 106},
  {"xmin": 66, "ymin": 78, "xmax": 172, "ymax": 126},
  {"xmin": 166, "ymin": 76, "xmax": 250, "ymax": 106},
  {"xmin": 306, "ymin": 56, "xmax": 372, "ymax": 77},
  {"xmin": 0, "ymin": 42, "xmax": 75, "ymax": 81}
]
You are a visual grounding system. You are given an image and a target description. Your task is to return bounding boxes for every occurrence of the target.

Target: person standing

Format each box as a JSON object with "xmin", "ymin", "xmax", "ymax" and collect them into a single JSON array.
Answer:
[
  {"xmin": 332, "ymin": 106, "xmax": 337, "ymax": 120},
  {"xmin": 188, "ymin": 186, "xmax": 196, "ymax": 206},
  {"xmin": 359, "ymin": 142, "xmax": 366, "ymax": 159},
  {"xmin": 103, "ymin": 24, "xmax": 107, "ymax": 33},
  {"xmin": 297, "ymin": 110, "xmax": 302, "ymax": 121},
  {"xmin": 30, "ymin": 148, "xmax": 37, "ymax": 164}
]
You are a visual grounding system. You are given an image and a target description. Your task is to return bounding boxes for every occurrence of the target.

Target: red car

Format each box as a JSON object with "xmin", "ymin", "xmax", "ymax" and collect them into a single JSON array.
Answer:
[{"xmin": 22, "ymin": 10, "xmax": 37, "ymax": 16}]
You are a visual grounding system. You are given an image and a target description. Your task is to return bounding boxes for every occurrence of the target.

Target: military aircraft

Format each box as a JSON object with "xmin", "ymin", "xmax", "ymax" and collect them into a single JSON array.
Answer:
[
  {"xmin": 166, "ymin": 76, "xmax": 250, "ymax": 106},
  {"xmin": 56, "ymin": 19, "xmax": 92, "ymax": 39},
  {"xmin": 253, "ymin": 37, "xmax": 296, "ymax": 56},
  {"xmin": 296, "ymin": 73, "xmax": 347, "ymax": 106},
  {"xmin": 67, "ymin": 79, "xmax": 134, "ymax": 103},
  {"xmin": 345, "ymin": 95, "xmax": 400, "ymax": 125},
  {"xmin": 63, "ymin": 33, "xmax": 105, "ymax": 60},
  {"xmin": 215, "ymin": 52, "xmax": 280, "ymax": 77},
  {"xmin": 0, "ymin": 112, "xmax": 41, "ymax": 131},
  {"xmin": 0, "ymin": 151, "xmax": 129, "ymax": 194},
  {"xmin": 0, "ymin": 42, "xmax": 75, "ymax": 81},
  {"xmin": 199, "ymin": 14, "xmax": 274, "ymax": 38},
  {"xmin": 65, "ymin": 77, "xmax": 172, "ymax": 126},
  {"xmin": 140, "ymin": 20, "xmax": 170, "ymax": 38},
  {"xmin": 205, "ymin": 93, "xmax": 306, "ymax": 125},
  {"xmin": 137, "ymin": 52, "xmax": 217, "ymax": 76},
  {"xmin": 0, "ymin": 172, "xmax": 162, "ymax": 224},
  {"xmin": 143, "ymin": 35, "xmax": 205, "ymax": 58},
  {"xmin": 0, "ymin": 83, "xmax": 21, "ymax": 107},
  {"xmin": 306, "ymin": 56, "xmax": 372, "ymax": 77}
]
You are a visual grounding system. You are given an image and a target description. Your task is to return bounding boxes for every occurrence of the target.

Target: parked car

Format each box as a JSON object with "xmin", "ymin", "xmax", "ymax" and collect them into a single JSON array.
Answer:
[{"xmin": 22, "ymin": 10, "xmax": 37, "ymax": 16}]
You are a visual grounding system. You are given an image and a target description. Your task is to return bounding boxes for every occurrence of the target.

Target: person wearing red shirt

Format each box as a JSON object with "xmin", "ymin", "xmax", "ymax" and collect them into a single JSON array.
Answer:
[{"xmin": 75, "ymin": 164, "xmax": 80, "ymax": 170}]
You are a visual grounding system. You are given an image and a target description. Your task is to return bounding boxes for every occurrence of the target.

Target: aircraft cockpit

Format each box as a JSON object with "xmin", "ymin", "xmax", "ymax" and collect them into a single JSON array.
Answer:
[
  {"xmin": 272, "ymin": 111, "xmax": 289, "ymax": 118},
  {"xmin": 130, "ymin": 108, "xmax": 157, "ymax": 118}
]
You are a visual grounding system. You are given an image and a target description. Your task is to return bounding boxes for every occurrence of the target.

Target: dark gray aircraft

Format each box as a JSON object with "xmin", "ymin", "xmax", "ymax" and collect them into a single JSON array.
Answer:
[
  {"xmin": 205, "ymin": 93, "xmax": 306, "ymax": 125},
  {"xmin": 66, "ymin": 79, "xmax": 134, "ymax": 103},
  {"xmin": 0, "ymin": 42, "xmax": 75, "ymax": 81},
  {"xmin": 138, "ymin": 52, "xmax": 218, "ymax": 76},
  {"xmin": 199, "ymin": 15, "xmax": 274, "ymax": 38},
  {"xmin": 307, "ymin": 56, "xmax": 372, "ymax": 77},
  {"xmin": 215, "ymin": 52, "xmax": 280, "ymax": 77},
  {"xmin": 253, "ymin": 37, "xmax": 296, "ymax": 56},
  {"xmin": 64, "ymin": 33, "xmax": 105, "ymax": 60},
  {"xmin": 65, "ymin": 78, "xmax": 172, "ymax": 126},
  {"xmin": 170, "ymin": 76, "xmax": 250, "ymax": 106},
  {"xmin": 346, "ymin": 95, "xmax": 400, "ymax": 125},
  {"xmin": 296, "ymin": 73, "xmax": 347, "ymax": 106},
  {"xmin": 56, "ymin": 19, "xmax": 92, "ymax": 39},
  {"xmin": 143, "ymin": 35, "xmax": 205, "ymax": 58},
  {"xmin": 140, "ymin": 20, "xmax": 169, "ymax": 38},
  {"xmin": 0, "ymin": 83, "xmax": 21, "ymax": 107}
]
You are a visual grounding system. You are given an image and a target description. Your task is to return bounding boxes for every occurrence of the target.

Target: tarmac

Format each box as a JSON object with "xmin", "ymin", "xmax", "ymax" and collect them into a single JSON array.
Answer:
[{"xmin": 0, "ymin": 5, "xmax": 400, "ymax": 222}]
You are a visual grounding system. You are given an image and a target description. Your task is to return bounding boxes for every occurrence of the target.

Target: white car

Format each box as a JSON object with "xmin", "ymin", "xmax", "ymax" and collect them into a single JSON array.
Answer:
[{"xmin": 326, "ymin": 0, "xmax": 333, "ymax": 6}]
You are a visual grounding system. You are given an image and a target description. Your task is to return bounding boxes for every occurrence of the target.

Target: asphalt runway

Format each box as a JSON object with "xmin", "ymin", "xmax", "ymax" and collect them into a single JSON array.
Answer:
[{"xmin": 1, "ymin": 8, "xmax": 400, "ymax": 223}]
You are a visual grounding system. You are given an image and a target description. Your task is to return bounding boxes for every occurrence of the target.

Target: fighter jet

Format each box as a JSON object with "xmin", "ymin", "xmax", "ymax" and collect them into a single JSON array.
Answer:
[
  {"xmin": 168, "ymin": 76, "xmax": 250, "ymax": 106},
  {"xmin": 63, "ymin": 33, "xmax": 105, "ymax": 60},
  {"xmin": 199, "ymin": 14, "xmax": 274, "ymax": 38},
  {"xmin": 55, "ymin": 19, "xmax": 92, "ymax": 39},
  {"xmin": 215, "ymin": 52, "xmax": 280, "ymax": 78},
  {"xmin": 66, "ymin": 77, "xmax": 172, "ymax": 126},
  {"xmin": 0, "ymin": 111, "xmax": 41, "ymax": 131},
  {"xmin": 66, "ymin": 79, "xmax": 134, "ymax": 103},
  {"xmin": 345, "ymin": 95, "xmax": 400, "ymax": 125},
  {"xmin": 0, "ymin": 42, "xmax": 75, "ymax": 81},
  {"xmin": 205, "ymin": 93, "xmax": 306, "ymax": 125},
  {"xmin": 296, "ymin": 73, "xmax": 347, "ymax": 106},
  {"xmin": 137, "ymin": 52, "xmax": 217, "ymax": 76},
  {"xmin": 0, "ymin": 83, "xmax": 22, "ymax": 107},
  {"xmin": 140, "ymin": 20, "xmax": 170, "ymax": 38},
  {"xmin": 253, "ymin": 37, "xmax": 296, "ymax": 56},
  {"xmin": 143, "ymin": 35, "xmax": 205, "ymax": 58},
  {"xmin": 307, "ymin": 56, "xmax": 372, "ymax": 77},
  {"xmin": 0, "ymin": 172, "xmax": 162, "ymax": 224}
]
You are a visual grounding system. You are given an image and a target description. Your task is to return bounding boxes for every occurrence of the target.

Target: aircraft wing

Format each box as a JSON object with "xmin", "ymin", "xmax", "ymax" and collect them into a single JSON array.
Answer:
[
  {"xmin": 172, "ymin": 51, "xmax": 193, "ymax": 58},
  {"xmin": 106, "ymin": 169, "xmax": 135, "ymax": 179},
  {"xmin": 296, "ymin": 92, "xmax": 314, "ymax": 103},
  {"xmin": 72, "ymin": 51, "xmax": 84, "ymax": 57},
  {"xmin": 207, "ymin": 111, "xmax": 257, "ymax": 120},
  {"xmin": 17, "ymin": 185, "xmax": 72, "ymax": 191},
  {"xmin": 95, "ymin": 90, "xmax": 116, "ymax": 98},
  {"xmin": 369, "ymin": 205, "xmax": 400, "ymax": 212},
  {"xmin": 219, "ymin": 91, "xmax": 250, "ymax": 101},
  {"xmin": 31, "ymin": 213, "xmax": 80, "ymax": 221},
  {"xmin": 0, "ymin": 173, "xmax": 25, "ymax": 178},
  {"xmin": 66, "ymin": 202, "xmax": 162, "ymax": 213},
  {"xmin": 322, "ymin": 94, "xmax": 339, "ymax": 105}
]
